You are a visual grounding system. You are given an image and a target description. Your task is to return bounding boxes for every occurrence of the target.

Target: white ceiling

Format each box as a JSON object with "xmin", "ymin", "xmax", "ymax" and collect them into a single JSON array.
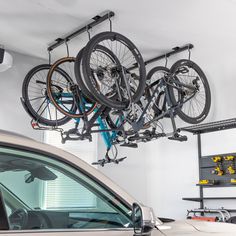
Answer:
[{"xmin": 0, "ymin": 0, "xmax": 236, "ymax": 61}]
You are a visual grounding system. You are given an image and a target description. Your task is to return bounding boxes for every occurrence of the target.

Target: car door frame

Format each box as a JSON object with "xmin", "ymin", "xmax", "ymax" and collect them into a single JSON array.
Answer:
[{"xmin": 0, "ymin": 143, "xmax": 135, "ymax": 236}]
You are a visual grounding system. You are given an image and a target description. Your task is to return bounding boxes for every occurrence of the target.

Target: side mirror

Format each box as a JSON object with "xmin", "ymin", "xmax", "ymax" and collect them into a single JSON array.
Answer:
[{"xmin": 132, "ymin": 202, "xmax": 156, "ymax": 236}]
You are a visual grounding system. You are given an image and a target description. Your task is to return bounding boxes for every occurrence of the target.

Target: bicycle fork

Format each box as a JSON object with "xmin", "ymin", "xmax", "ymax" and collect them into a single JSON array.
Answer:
[{"xmin": 164, "ymin": 86, "xmax": 187, "ymax": 142}]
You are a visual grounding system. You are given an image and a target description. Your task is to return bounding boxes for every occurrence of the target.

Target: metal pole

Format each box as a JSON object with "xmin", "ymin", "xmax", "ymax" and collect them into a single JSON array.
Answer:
[
  {"xmin": 128, "ymin": 43, "xmax": 194, "ymax": 70},
  {"xmin": 197, "ymin": 133, "xmax": 204, "ymax": 210},
  {"xmin": 47, "ymin": 11, "xmax": 115, "ymax": 52}
]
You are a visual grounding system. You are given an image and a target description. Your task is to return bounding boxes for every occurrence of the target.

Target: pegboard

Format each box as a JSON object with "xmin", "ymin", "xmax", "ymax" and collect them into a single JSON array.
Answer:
[{"xmin": 200, "ymin": 152, "xmax": 236, "ymax": 187}]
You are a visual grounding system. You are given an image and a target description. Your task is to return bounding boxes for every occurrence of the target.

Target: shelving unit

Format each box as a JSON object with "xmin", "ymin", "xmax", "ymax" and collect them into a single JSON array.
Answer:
[
  {"xmin": 180, "ymin": 118, "xmax": 236, "ymax": 135},
  {"xmin": 180, "ymin": 118, "xmax": 236, "ymax": 209}
]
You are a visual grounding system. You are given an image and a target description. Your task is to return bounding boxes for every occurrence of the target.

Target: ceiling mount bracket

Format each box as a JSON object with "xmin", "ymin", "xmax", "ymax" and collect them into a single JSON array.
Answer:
[
  {"xmin": 129, "ymin": 43, "xmax": 194, "ymax": 70},
  {"xmin": 47, "ymin": 11, "xmax": 115, "ymax": 52}
]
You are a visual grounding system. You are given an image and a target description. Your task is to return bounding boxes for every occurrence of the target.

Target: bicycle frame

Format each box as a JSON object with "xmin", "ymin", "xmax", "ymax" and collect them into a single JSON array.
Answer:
[
  {"xmin": 129, "ymin": 73, "xmax": 198, "ymax": 137},
  {"xmin": 57, "ymin": 97, "xmax": 122, "ymax": 152}
]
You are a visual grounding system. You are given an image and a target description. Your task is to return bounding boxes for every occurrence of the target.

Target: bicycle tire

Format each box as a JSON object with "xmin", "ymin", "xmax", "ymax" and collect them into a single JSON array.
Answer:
[
  {"xmin": 82, "ymin": 31, "xmax": 146, "ymax": 109},
  {"xmin": 169, "ymin": 59, "xmax": 211, "ymax": 124},
  {"xmin": 47, "ymin": 57, "xmax": 96, "ymax": 118},
  {"xmin": 75, "ymin": 45, "xmax": 119, "ymax": 103},
  {"xmin": 81, "ymin": 42, "xmax": 125, "ymax": 105},
  {"xmin": 22, "ymin": 64, "xmax": 71, "ymax": 126},
  {"xmin": 75, "ymin": 48, "xmax": 96, "ymax": 101}
]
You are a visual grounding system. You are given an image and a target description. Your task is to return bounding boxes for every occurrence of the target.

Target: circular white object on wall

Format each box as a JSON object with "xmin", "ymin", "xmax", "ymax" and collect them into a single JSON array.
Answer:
[{"xmin": 0, "ymin": 51, "xmax": 13, "ymax": 72}]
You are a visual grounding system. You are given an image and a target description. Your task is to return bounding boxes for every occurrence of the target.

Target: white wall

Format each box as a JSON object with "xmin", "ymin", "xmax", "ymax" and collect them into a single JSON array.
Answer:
[
  {"xmin": 2, "ymin": 0, "xmax": 236, "ymax": 221},
  {"xmin": 0, "ymin": 50, "xmax": 45, "ymax": 141},
  {"xmin": 98, "ymin": 135, "xmax": 148, "ymax": 204}
]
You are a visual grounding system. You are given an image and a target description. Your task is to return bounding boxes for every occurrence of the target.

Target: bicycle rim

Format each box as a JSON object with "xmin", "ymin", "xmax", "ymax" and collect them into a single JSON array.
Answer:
[
  {"xmin": 82, "ymin": 31, "xmax": 146, "ymax": 109},
  {"xmin": 169, "ymin": 59, "xmax": 211, "ymax": 124},
  {"xmin": 47, "ymin": 57, "xmax": 96, "ymax": 118},
  {"xmin": 22, "ymin": 64, "xmax": 71, "ymax": 126}
]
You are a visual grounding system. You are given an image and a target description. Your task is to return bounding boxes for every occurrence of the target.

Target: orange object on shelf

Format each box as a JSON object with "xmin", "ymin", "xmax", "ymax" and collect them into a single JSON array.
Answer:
[{"xmin": 188, "ymin": 216, "xmax": 218, "ymax": 222}]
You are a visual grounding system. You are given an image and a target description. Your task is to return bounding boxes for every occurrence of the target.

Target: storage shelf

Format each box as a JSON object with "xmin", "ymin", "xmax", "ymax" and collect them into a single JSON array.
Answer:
[
  {"xmin": 183, "ymin": 197, "xmax": 236, "ymax": 202},
  {"xmin": 180, "ymin": 118, "xmax": 236, "ymax": 134},
  {"xmin": 182, "ymin": 118, "xmax": 236, "ymax": 211}
]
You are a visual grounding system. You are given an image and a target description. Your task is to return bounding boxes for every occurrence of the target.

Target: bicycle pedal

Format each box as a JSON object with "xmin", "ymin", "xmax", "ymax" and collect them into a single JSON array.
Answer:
[
  {"xmin": 128, "ymin": 134, "xmax": 140, "ymax": 142},
  {"xmin": 114, "ymin": 157, "xmax": 127, "ymax": 163},
  {"xmin": 168, "ymin": 134, "xmax": 187, "ymax": 142},
  {"xmin": 120, "ymin": 142, "xmax": 138, "ymax": 148},
  {"xmin": 125, "ymin": 130, "xmax": 135, "ymax": 135},
  {"xmin": 155, "ymin": 133, "xmax": 166, "ymax": 138},
  {"xmin": 111, "ymin": 110, "xmax": 123, "ymax": 115}
]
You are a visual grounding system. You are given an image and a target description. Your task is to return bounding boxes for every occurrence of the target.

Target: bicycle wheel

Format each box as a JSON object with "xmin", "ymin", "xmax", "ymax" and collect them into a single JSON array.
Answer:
[
  {"xmin": 47, "ymin": 57, "xmax": 96, "ymax": 118},
  {"xmin": 75, "ymin": 47, "xmax": 96, "ymax": 101},
  {"xmin": 82, "ymin": 31, "xmax": 146, "ymax": 109},
  {"xmin": 22, "ymin": 64, "xmax": 71, "ymax": 126},
  {"xmin": 75, "ymin": 46, "xmax": 111, "ymax": 102},
  {"xmin": 169, "ymin": 59, "xmax": 211, "ymax": 124}
]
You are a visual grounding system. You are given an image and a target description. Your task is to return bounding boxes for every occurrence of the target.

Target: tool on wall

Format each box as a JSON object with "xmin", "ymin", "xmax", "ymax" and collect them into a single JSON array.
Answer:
[
  {"xmin": 224, "ymin": 155, "xmax": 236, "ymax": 175},
  {"xmin": 230, "ymin": 179, "xmax": 236, "ymax": 184},
  {"xmin": 198, "ymin": 179, "xmax": 217, "ymax": 186},
  {"xmin": 211, "ymin": 156, "xmax": 224, "ymax": 176}
]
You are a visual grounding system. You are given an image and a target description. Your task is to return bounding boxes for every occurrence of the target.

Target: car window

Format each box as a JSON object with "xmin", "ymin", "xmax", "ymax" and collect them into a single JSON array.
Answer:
[{"xmin": 0, "ymin": 146, "xmax": 132, "ymax": 231}]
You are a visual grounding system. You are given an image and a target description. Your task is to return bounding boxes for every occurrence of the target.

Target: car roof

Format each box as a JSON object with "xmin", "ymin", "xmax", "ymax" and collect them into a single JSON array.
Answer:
[
  {"xmin": 0, "ymin": 129, "xmax": 34, "ymax": 141},
  {"xmin": 0, "ymin": 129, "xmax": 136, "ymax": 207}
]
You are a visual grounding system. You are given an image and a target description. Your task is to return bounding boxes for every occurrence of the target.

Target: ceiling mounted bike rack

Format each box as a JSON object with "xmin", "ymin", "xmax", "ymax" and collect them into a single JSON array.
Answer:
[
  {"xmin": 129, "ymin": 43, "xmax": 194, "ymax": 70},
  {"xmin": 47, "ymin": 11, "xmax": 115, "ymax": 52}
]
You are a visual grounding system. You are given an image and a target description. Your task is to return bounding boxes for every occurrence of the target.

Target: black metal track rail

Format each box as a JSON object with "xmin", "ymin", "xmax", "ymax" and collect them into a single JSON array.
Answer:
[
  {"xmin": 183, "ymin": 197, "xmax": 236, "ymax": 202},
  {"xmin": 47, "ymin": 11, "xmax": 115, "ymax": 52},
  {"xmin": 129, "ymin": 43, "xmax": 194, "ymax": 70},
  {"xmin": 180, "ymin": 118, "xmax": 236, "ymax": 134}
]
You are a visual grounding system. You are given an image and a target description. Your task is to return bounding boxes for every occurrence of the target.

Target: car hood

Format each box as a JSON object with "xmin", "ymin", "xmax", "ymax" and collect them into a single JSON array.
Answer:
[{"xmin": 156, "ymin": 220, "xmax": 236, "ymax": 235}]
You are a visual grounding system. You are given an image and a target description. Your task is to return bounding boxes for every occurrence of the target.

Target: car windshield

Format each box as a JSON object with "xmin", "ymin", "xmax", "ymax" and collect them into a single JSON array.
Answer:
[{"xmin": 0, "ymin": 146, "xmax": 133, "ymax": 230}]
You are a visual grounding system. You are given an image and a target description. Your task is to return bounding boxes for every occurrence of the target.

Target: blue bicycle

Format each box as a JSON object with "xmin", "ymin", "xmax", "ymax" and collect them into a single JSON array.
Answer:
[{"xmin": 21, "ymin": 60, "xmax": 128, "ymax": 166}]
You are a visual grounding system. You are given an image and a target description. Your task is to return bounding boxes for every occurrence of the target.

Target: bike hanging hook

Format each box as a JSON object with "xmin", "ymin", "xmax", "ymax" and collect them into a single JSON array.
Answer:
[
  {"xmin": 108, "ymin": 12, "xmax": 113, "ymax": 32},
  {"xmin": 48, "ymin": 50, "xmax": 52, "ymax": 65},
  {"xmin": 164, "ymin": 53, "xmax": 168, "ymax": 67},
  {"xmin": 188, "ymin": 44, "xmax": 191, "ymax": 61},
  {"xmin": 65, "ymin": 40, "xmax": 70, "ymax": 57},
  {"xmin": 86, "ymin": 25, "xmax": 91, "ymax": 41}
]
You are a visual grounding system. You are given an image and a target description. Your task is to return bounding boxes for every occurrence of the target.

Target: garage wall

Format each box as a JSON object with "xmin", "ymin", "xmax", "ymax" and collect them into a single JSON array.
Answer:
[
  {"xmin": 0, "ymin": 50, "xmax": 45, "ymax": 141},
  {"xmin": 143, "ymin": 40, "xmax": 236, "ymax": 219},
  {"xmin": 2, "ymin": 0, "xmax": 236, "ymax": 221},
  {"xmin": 97, "ymin": 135, "xmax": 148, "ymax": 204}
]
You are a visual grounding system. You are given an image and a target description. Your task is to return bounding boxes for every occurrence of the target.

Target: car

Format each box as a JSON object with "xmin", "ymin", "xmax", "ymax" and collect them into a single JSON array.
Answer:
[{"xmin": 0, "ymin": 129, "xmax": 236, "ymax": 236}]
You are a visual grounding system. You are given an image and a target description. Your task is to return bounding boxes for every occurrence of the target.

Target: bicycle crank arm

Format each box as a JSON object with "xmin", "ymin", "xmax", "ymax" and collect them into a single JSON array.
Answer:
[
  {"xmin": 61, "ymin": 129, "xmax": 92, "ymax": 143},
  {"xmin": 168, "ymin": 133, "xmax": 187, "ymax": 142},
  {"xmin": 36, "ymin": 80, "xmax": 64, "ymax": 92},
  {"xmin": 36, "ymin": 80, "xmax": 46, "ymax": 85},
  {"xmin": 92, "ymin": 157, "xmax": 127, "ymax": 167}
]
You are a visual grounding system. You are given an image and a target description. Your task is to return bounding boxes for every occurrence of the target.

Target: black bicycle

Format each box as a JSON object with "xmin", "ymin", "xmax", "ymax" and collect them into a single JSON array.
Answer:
[
  {"xmin": 76, "ymin": 32, "xmax": 211, "ymax": 139},
  {"xmin": 127, "ymin": 59, "xmax": 211, "ymax": 142}
]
